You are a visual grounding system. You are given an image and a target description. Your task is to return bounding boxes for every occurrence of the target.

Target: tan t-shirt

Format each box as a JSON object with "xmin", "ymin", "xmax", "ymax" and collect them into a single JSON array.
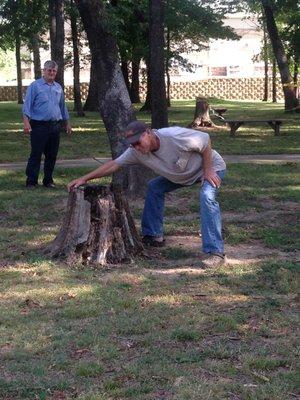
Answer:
[{"xmin": 115, "ymin": 126, "xmax": 226, "ymax": 185}]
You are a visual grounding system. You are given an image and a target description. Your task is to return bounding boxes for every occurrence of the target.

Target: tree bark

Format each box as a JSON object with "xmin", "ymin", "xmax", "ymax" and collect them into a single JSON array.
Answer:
[
  {"xmin": 261, "ymin": 0, "xmax": 299, "ymax": 110},
  {"xmin": 15, "ymin": 35, "xmax": 23, "ymax": 104},
  {"xmin": 76, "ymin": 0, "xmax": 153, "ymax": 197},
  {"xmin": 46, "ymin": 185, "xmax": 143, "ymax": 265},
  {"xmin": 130, "ymin": 55, "xmax": 141, "ymax": 103},
  {"xmin": 189, "ymin": 98, "xmax": 214, "ymax": 128},
  {"xmin": 49, "ymin": 0, "xmax": 65, "ymax": 88},
  {"xmin": 83, "ymin": 57, "xmax": 99, "ymax": 111},
  {"xmin": 149, "ymin": 0, "xmax": 168, "ymax": 128},
  {"xmin": 70, "ymin": 0, "xmax": 85, "ymax": 117},
  {"xmin": 272, "ymin": 57, "xmax": 277, "ymax": 103}
]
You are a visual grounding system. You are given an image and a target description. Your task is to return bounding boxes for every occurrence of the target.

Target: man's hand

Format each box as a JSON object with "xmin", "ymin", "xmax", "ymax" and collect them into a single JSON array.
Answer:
[
  {"xmin": 23, "ymin": 120, "xmax": 31, "ymax": 135},
  {"xmin": 65, "ymin": 122, "xmax": 72, "ymax": 136},
  {"xmin": 203, "ymin": 169, "xmax": 221, "ymax": 188},
  {"xmin": 67, "ymin": 177, "xmax": 87, "ymax": 192}
]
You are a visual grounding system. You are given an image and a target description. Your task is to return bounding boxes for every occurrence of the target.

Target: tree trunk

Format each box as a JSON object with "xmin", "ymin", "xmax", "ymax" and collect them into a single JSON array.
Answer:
[
  {"xmin": 15, "ymin": 35, "xmax": 23, "ymax": 105},
  {"xmin": 70, "ymin": 0, "xmax": 85, "ymax": 117},
  {"xmin": 272, "ymin": 57, "xmax": 277, "ymax": 103},
  {"xmin": 46, "ymin": 185, "xmax": 143, "ymax": 265},
  {"xmin": 262, "ymin": 23, "xmax": 268, "ymax": 102},
  {"xmin": 121, "ymin": 59, "xmax": 130, "ymax": 93},
  {"xmin": 49, "ymin": 0, "xmax": 65, "ymax": 88},
  {"xmin": 149, "ymin": 0, "xmax": 168, "ymax": 128},
  {"xmin": 30, "ymin": 34, "xmax": 42, "ymax": 79},
  {"xmin": 189, "ymin": 98, "xmax": 214, "ymax": 128},
  {"xmin": 83, "ymin": 57, "xmax": 99, "ymax": 111},
  {"xmin": 261, "ymin": 0, "xmax": 299, "ymax": 110},
  {"xmin": 76, "ymin": 0, "xmax": 153, "ymax": 197},
  {"xmin": 130, "ymin": 55, "xmax": 141, "ymax": 103},
  {"xmin": 139, "ymin": 59, "xmax": 152, "ymax": 111}
]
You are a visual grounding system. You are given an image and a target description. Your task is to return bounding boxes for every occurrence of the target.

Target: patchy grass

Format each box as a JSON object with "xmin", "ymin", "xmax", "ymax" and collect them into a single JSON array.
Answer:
[
  {"xmin": 0, "ymin": 163, "xmax": 299, "ymax": 399},
  {"xmin": 0, "ymin": 99, "xmax": 299, "ymax": 162}
]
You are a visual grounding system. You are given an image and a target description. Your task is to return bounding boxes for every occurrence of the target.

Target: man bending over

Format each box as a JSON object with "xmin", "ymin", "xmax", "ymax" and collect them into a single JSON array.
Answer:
[{"xmin": 68, "ymin": 121, "xmax": 227, "ymax": 268}]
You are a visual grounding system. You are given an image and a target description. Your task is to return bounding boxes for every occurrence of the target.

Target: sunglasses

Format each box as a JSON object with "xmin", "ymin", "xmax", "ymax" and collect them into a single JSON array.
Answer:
[{"xmin": 131, "ymin": 140, "xmax": 141, "ymax": 147}]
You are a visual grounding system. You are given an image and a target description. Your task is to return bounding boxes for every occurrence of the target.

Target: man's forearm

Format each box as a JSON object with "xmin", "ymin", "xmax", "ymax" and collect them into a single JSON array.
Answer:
[
  {"xmin": 23, "ymin": 115, "xmax": 32, "ymax": 134},
  {"xmin": 201, "ymin": 139, "xmax": 213, "ymax": 173},
  {"xmin": 81, "ymin": 160, "xmax": 120, "ymax": 182}
]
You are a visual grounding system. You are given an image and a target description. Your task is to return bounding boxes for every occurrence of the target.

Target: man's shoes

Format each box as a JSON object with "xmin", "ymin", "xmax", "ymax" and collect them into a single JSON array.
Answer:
[
  {"xmin": 26, "ymin": 183, "xmax": 38, "ymax": 189},
  {"xmin": 201, "ymin": 253, "xmax": 227, "ymax": 268},
  {"xmin": 142, "ymin": 235, "xmax": 165, "ymax": 247},
  {"xmin": 43, "ymin": 183, "xmax": 56, "ymax": 189}
]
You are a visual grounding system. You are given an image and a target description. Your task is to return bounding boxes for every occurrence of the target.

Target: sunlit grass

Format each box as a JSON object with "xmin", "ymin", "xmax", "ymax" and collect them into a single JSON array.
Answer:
[{"xmin": 0, "ymin": 100, "xmax": 299, "ymax": 162}]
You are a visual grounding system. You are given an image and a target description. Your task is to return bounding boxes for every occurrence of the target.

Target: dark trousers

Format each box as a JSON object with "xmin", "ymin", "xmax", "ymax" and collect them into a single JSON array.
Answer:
[{"xmin": 26, "ymin": 120, "xmax": 60, "ymax": 185}]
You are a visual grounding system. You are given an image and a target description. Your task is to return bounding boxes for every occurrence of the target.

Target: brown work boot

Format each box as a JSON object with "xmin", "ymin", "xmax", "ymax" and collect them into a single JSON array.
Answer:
[{"xmin": 201, "ymin": 254, "xmax": 227, "ymax": 268}]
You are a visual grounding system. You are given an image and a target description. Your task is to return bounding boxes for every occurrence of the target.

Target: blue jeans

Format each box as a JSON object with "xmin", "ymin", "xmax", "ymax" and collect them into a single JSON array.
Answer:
[
  {"xmin": 141, "ymin": 170, "xmax": 226, "ymax": 254},
  {"xmin": 26, "ymin": 120, "xmax": 60, "ymax": 185}
]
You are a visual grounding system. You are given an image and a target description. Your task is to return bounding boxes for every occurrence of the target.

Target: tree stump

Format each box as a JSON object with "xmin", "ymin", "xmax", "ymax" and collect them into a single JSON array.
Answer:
[
  {"xmin": 46, "ymin": 185, "xmax": 143, "ymax": 266},
  {"xmin": 189, "ymin": 97, "xmax": 215, "ymax": 128}
]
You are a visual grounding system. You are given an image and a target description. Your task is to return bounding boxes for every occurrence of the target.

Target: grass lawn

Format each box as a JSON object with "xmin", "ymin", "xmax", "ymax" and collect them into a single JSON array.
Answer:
[
  {"xmin": 0, "ymin": 99, "xmax": 299, "ymax": 163},
  {"xmin": 0, "ymin": 162, "xmax": 299, "ymax": 399}
]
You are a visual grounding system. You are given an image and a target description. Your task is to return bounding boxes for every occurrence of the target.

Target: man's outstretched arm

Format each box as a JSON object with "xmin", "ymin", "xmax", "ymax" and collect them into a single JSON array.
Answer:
[{"xmin": 67, "ymin": 159, "xmax": 120, "ymax": 191}]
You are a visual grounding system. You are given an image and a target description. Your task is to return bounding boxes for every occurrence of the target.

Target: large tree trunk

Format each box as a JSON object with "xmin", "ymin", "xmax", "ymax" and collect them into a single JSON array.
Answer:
[
  {"xmin": 189, "ymin": 98, "xmax": 214, "ymax": 128},
  {"xmin": 149, "ymin": 0, "xmax": 168, "ymax": 128},
  {"xmin": 130, "ymin": 54, "xmax": 141, "ymax": 103},
  {"xmin": 75, "ymin": 0, "xmax": 134, "ymax": 160},
  {"xmin": 30, "ymin": 34, "xmax": 42, "ymax": 79},
  {"xmin": 261, "ymin": 0, "xmax": 299, "ymax": 111},
  {"xmin": 70, "ymin": 0, "xmax": 85, "ymax": 117},
  {"xmin": 46, "ymin": 185, "xmax": 143, "ymax": 265},
  {"xmin": 76, "ymin": 0, "xmax": 153, "ymax": 197},
  {"xmin": 83, "ymin": 57, "xmax": 99, "ymax": 111},
  {"xmin": 49, "ymin": 0, "xmax": 65, "ymax": 88},
  {"xmin": 15, "ymin": 35, "xmax": 23, "ymax": 105}
]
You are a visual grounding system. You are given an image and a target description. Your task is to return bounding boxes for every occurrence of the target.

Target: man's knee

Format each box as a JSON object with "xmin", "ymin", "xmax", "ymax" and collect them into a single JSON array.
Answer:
[{"xmin": 147, "ymin": 178, "xmax": 163, "ymax": 195}]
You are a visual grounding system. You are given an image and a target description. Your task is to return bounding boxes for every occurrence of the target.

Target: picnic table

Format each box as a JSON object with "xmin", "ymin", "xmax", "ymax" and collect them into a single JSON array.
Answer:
[{"xmin": 225, "ymin": 119, "xmax": 283, "ymax": 137}]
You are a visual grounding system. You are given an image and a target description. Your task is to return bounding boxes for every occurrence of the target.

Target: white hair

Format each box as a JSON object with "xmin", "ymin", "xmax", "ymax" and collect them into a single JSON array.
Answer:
[{"xmin": 43, "ymin": 60, "xmax": 58, "ymax": 70}]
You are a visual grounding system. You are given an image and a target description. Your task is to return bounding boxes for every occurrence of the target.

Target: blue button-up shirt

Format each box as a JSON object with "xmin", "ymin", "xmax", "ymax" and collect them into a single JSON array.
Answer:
[{"xmin": 22, "ymin": 78, "xmax": 69, "ymax": 121}]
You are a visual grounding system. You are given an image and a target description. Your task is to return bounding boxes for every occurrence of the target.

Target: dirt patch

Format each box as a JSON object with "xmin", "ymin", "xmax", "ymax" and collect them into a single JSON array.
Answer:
[{"xmin": 146, "ymin": 234, "xmax": 299, "ymax": 273}]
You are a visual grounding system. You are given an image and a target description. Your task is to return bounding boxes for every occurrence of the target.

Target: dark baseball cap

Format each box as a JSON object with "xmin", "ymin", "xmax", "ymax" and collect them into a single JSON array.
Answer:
[{"xmin": 123, "ymin": 120, "xmax": 149, "ymax": 145}]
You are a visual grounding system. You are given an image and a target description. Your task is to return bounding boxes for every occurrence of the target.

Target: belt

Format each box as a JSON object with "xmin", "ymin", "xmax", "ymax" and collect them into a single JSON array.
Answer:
[{"xmin": 30, "ymin": 119, "xmax": 61, "ymax": 125}]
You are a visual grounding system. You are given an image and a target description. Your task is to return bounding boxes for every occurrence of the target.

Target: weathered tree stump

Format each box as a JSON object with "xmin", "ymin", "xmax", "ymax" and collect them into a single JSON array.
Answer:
[
  {"xmin": 46, "ymin": 185, "xmax": 143, "ymax": 265},
  {"xmin": 189, "ymin": 97, "xmax": 215, "ymax": 128}
]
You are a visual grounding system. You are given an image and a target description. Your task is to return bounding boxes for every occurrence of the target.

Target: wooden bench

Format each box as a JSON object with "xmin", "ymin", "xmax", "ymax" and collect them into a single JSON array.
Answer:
[{"xmin": 225, "ymin": 119, "xmax": 283, "ymax": 136}]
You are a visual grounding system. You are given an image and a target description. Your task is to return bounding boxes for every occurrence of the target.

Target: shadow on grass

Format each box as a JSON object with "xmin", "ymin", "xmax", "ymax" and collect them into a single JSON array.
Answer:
[{"xmin": 0, "ymin": 256, "xmax": 298, "ymax": 399}]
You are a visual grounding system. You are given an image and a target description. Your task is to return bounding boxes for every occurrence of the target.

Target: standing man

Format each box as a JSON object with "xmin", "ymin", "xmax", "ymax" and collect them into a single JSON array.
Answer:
[
  {"xmin": 67, "ymin": 121, "xmax": 227, "ymax": 268},
  {"xmin": 23, "ymin": 60, "xmax": 72, "ymax": 188}
]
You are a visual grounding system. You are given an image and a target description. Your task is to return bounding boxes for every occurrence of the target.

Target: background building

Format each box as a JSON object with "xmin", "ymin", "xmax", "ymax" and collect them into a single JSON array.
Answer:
[{"xmin": 172, "ymin": 13, "xmax": 264, "ymax": 82}]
